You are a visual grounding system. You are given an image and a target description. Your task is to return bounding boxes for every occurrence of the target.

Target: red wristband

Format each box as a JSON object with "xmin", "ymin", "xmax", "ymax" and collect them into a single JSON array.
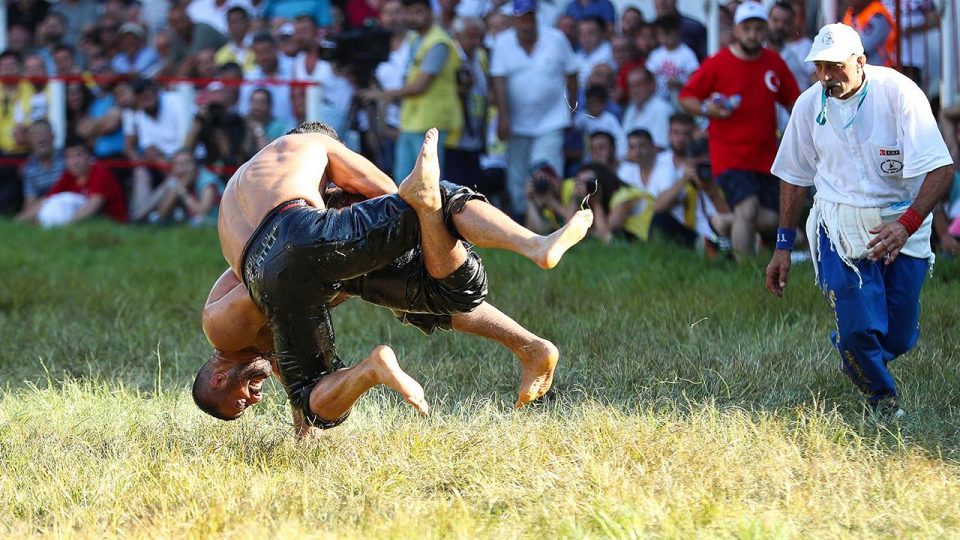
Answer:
[{"xmin": 897, "ymin": 207, "xmax": 923, "ymax": 236}]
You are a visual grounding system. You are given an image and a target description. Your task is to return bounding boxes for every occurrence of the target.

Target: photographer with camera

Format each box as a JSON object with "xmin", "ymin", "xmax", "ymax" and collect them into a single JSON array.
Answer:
[
  {"xmin": 648, "ymin": 136, "xmax": 734, "ymax": 249},
  {"xmin": 184, "ymin": 81, "xmax": 255, "ymax": 168},
  {"xmin": 443, "ymin": 17, "xmax": 489, "ymax": 193},
  {"xmin": 358, "ymin": 0, "xmax": 462, "ymax": 183}
]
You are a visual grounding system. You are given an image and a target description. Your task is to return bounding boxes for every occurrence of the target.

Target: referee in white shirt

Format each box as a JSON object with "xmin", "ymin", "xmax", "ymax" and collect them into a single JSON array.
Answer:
[{"xmin": 765, "ymin": 23, "xmax": 954, "ymax": 416}]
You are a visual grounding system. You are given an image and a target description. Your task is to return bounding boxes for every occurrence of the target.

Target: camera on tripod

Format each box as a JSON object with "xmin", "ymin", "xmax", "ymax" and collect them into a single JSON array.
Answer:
[{"xmin": 318, "ymin": 26, "xmax": 392, "ymax": 88}]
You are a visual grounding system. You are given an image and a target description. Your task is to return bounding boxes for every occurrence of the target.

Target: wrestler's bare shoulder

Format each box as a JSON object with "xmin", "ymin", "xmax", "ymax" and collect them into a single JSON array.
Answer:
[{"xmin": 218, "ymin": 134, "xmax": 331, "ymax": 270}]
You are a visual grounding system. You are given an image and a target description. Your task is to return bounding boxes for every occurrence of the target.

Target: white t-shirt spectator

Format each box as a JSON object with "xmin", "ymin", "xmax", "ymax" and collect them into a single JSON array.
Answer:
[
  {"xmin": 882, "ymin": 0, "xmax": 935, "ymax": 68},
  {"xmin": 575, "ymin": 109, "xmax": 626, "ymax": 159},
  {"xmin": 649, "ymin": 150, "xmax": 714, "ymax": 238},
  {"xmin": 621, "ymin": 95, "xmax": 674, "ymax": 149},
  {"xmin": 574, "ymin": 41, "xmax": 615, "ymax": 87},
  {"xmin": 238, "ymin": 57, "xmax": 296, "ymax": 125},
  {"xmin": 645, "ymin": 44, "xmax": 699, "ymax": 102},
  {"xmin": 781, "ymin": 38, "xmax": 815, "ymax": 89},
  {"xmin": 375, "ymin": 41, "xmax": 411, "ymax": 129},
  {"xmin": 490, "ymin": 27, "xmax": 579, "ymax": 137},
  {"xmin": 122, "ymin": 92, "xmax": 185, "ymax": 157},
  {"xmin": 293, "ymin": 55, "xmax": 354, "ymax": 134},
  {"xmin": 187, "ymin": 0, "xmax": 253, "ymax": 36}
]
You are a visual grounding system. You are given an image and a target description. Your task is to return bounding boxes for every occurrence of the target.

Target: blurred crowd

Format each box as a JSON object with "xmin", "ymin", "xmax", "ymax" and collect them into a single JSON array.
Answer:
[{"xmin": 2, "ymin": 0, "xmax": 958, "ymax": 258}]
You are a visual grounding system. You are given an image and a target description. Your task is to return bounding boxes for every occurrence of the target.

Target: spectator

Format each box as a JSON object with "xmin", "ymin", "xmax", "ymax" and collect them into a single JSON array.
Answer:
[
  {"xmin": 485, "ymin": 10, "xmax": 513, "ymax": 49},
  {"xmin": 51, "ymin": 0, "xmax": 100, "ymax": 46},
  {"xmin": 587, "ymin": 130, "xmax": 618, "ymax": 170},
  {"xmin": 64, "ymin": 81, "xmax": 95, "ymax": 144},
  {"xmin": 491, "ymin": 0, "xmax": 579, "ymax": 219},
  {"xmin": 186, "ymin": 82, "xmax": 254, "ymax": 168},
  {"xmin": 19, "ymin": 120, "xmax": 65, "ymax": 208},
  {"xmin": 368, "ymin": 0, "xmax": 410, "ymax": 172},
  {"xmin": 164, "ymin": 3, "xmax": 229, "ymax": 71},
  {"xmin": 215, "ymin": 5, "xmax": 256, "ymax": 72},
  {"xmin": 94, "ymin": 17, "xmax": 123, "ymax": 60},
  {"xmin": 574, "ymin": 17, "xmax": 614, "ymax": 88},
  {"xmin": 571, "ymin": 161, "xmax": 620, "ymax": 242},
  {"xmin": 524, "ymin": 161, "xmax": 567, "ymax": 233},
  {"xmin": 648, "ymin": 134, "xmax": 732, "ymax": 248},
  {"xmin": 216, "ymin": 62, "xmax": 245, "ymax": 112},
  {"xmin": 653, "ymin": 0, "xmax": 706, "ymax": 61},
  {"xmin": 621, "ymin": 67, "xmax": 673, "ymax": 150},
  {"xmin": 8, "ymin": 0, "xmax": 51, "ymax": 34},
  {"xmin": 77, "ymin": 71, "xmax": 133, "ymax": 161},
  {"xmin": 291, "ymin": 14, "xmax": 354, "ymax": 136},
  {"xmin": 276, "ymin": 23, "xmax": 299, "ymax": 58},
  {"xmin": 263, "ymin": 0, "xmax": 333, "ymax": 28},
  {"xmin": 360, "ymin": 0, "xmax": 462, "ymax": 182},
  {"xmin": 555, "ymin": 13, "xmax": 579, "ymax": 49},
  {"xmin": 437, "ymin": 0, "xmax": 459, "ymax": 31},
  {"xmin": 34, "ymin": 13, "xmax": 68, "ymax": 72},
  {"xmin": 6, "ymin": 24, "xmax": 36, "ymax": 57},
  {"xmin": 882, "ymin": 0, "xmax": 939, "ymax": 85},
  {"xmin": 633, "ymin": 21, "xmax": 657, "ymax": 58},
  {"xmin": 129, "ymin": 149, "xmax": 225, "ymax": 225},
  {"xmin": 843, "ymin": 0, "xmax": 897, "ymax": 67},
  {"xmin": 22, "ymin": 55, "xmax": 52, "ymax": 123},
  {"xmin": 563, "ymin": 0, "xmax": 615, "ymax": 27},
  {"xmin": 111, "ymin": 23, "xmax": 162, "ymax": 77},
  {"xmin": 124, "ymin": 78, "xmax": 187, "ymax": 201},
  {"xmin": 0, "ymin": 51, "xmax": 35, "ymax": 164},
  {"xmin": 345, "ymin": 0, "xmax": 381, "ymax": 28},
  {"xmin": 646, "ymin": 14, "xmax": 699, "ymax": 104},
  {"xmin": 246, "ymin": 87, "xmax": 294, "ymax": 150},
  {"xmin": 237, "ymin": 34, "xmax": 296, "ymax": 125},
  {"xmin": 679, "ymin": 1, "xmax": 800, "ymax": 259},
  {"xmin": 607, "ymin": 128, "xmax": 663, "ymax": 240},
  {"xmin": 620, "ymin": 7, "xmax": 644, "ymax": 38},
  {"xmin": 768, "ymin": 2, "xmax": 813, "ymax": 88},
  {"xmin": 187, "ymin": 0, "xmax": 243, "ymax": 36},
  {"xmin": 580, "ymin": 63, "xmax": 621, "ymax": 118},
  {"xmin": 575, "ymin": 86, "xmax": 626, "ymax": 161},
  {"xmin": 17, "ymin": 138, "xmax": 127, "ymax": 226},
  {"xmin": 444, "ymin": 17, "xmax": 490, "ymax": 191},
  {"xmin": 611, "ymin": 34, "xmax": 643, "ymax": 105},
  {"xmin": 52, "ymin": 44, "xmax": 81, "ymax": 76}
]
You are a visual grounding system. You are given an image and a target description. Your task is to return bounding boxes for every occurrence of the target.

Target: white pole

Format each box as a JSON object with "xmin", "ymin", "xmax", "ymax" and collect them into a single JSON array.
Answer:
[
  {"xmin": 48, "ymin": 80, "xmax": 66, "ymax": 148},
  {"xmin": 707, "ymin": 0, "xmax": 720, "ymax": 57},
  {"xmin": 942, "ymin": 0, "xmax": 957, "ymax": 107},
  {"xmin": 0, "ymin": 0, "xmax": 7, "ymax": 52},
  {"xmin": 176, "ymin": 82, "xmax": 196, "ymax": 146},
  {"xmin": 821, "ymin": 0, "xmax": 838, "ymax": 26},
  {"xmin": 305, "ymin": 83, "xmax": 321, "ymax": 122}
]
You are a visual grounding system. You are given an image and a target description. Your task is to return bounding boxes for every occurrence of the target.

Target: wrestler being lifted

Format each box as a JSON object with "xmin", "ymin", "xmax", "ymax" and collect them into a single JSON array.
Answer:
[{"xmin": 195, "ymin": 123, "xmax": 592, "ymax": 432}]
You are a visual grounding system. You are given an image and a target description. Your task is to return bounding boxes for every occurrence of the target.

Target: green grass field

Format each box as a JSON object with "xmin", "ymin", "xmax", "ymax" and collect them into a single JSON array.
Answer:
[{"xmin": 2, "ymin": 220, "xmax": 960, "ymax": 538}]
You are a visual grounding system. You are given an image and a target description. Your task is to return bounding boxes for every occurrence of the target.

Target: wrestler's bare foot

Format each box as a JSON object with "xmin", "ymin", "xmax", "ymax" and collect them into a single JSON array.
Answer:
[
  {"xmin": 515, "ymin": 338, "xmax": 559, "ymax": 408},
  {"xmin": 535, "ymin": 210, "xmax": 594, "ymax": 269},
  {"xmin": 398, "ymin": 128, "xmax": 442, "ymax": 213},
  {"xmin": 369, "ymin": 345, "xmax": 430, "ymax": 416}
]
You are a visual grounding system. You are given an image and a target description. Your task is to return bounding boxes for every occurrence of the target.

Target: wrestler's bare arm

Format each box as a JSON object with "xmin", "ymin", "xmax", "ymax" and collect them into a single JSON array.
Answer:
[
  {"xmin": 202, "ymin": 269, "xmax": 270, "ymax": 353},
  {"xmin": 315, "ymin": 134, "xmax": 397, "ymax": 198}
]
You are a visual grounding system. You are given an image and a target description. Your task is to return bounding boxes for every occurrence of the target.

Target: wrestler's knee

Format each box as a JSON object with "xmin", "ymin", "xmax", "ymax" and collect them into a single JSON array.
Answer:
[{"xmin": 429, "ymin": 251, "xmax": 488, "ymax": 313}]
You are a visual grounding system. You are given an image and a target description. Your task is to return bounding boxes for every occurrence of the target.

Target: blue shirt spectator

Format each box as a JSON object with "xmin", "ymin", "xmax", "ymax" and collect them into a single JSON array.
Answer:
[
  {"xmin": 264, "ymin": 0, "xmax": 332, "ymax": 28},
  {"xmin": 111, "ymin": 23, "xmax": 162, "ymax": 76},
  {"xmin": 88, "ymin": 93, "xmax": 126, "ymax": 158},
  {"xmin": 21, "ymin": 120, "xmax": 65, "ymax": 204},
  {"xmin": 564, "ymin": 0, "xmax": 616, "ymax": 25}
]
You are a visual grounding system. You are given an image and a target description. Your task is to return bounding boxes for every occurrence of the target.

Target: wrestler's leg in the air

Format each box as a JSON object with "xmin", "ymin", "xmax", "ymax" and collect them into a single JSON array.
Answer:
[
  {"xmin": 398, "ymin": 128, "xmax": 468, "ymax": 279},
  {"xmin": 451, "ymin": 302, "xmax": 559, "ymax": 408},
  {"xmin": 400, "ymin": 129, "xmax": 594, "ymax": 274},
  {"xmin": 307, "ymin": 345, "xmax": 430, "ymax": 422}
]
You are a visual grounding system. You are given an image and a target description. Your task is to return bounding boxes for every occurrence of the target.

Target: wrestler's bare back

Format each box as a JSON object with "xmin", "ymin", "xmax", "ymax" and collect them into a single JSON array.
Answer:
[{"xmin": 218, "ymin": 133, "xmax": 398, "ymax": 273}]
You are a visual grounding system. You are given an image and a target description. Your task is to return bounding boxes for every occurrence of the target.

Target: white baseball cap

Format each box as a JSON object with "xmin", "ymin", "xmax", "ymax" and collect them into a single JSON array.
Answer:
[
  {"xmin": 734, "ymin": 2, "xmax": 768, "ymax": 25},
  {"xmin": 804, "ymin": 23, "xmax": 864, "ymax": 63}
]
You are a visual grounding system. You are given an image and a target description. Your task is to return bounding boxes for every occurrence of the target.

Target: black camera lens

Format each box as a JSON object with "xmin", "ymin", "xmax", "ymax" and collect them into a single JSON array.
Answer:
[{"xmin": 696, "ymin": 162, "xmax": 712, "ymax": 183}]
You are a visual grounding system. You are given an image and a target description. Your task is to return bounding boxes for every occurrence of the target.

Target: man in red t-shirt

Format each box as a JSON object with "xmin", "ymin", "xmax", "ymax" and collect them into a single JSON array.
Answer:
[
  {"xmin": 17, "ymin": 139, "xmax": 128, "ymax": 226},
  {"xmin": 678, "ymin": 1, "xmax": 800, "ymax": 259}
]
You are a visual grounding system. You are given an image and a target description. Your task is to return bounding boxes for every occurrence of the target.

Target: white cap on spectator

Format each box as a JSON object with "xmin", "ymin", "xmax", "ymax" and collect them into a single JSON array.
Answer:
[
  {"xmin": 734, "ymin": 2, "xmax": 768, "ymax": 25},
  {"xmin": 278, "ymin": 23, "xmax": 295, "ymax": 37},
  {"xmin": 227, "ymin": 0, "xmax": 255, "ymax": 17},
  {"xmin": 804, "ymin": 23, "xmax": 864, "ymax": 63},
  {"xmin": 119, "ymin": 22, "xmax": 146, "ymax": 38}
]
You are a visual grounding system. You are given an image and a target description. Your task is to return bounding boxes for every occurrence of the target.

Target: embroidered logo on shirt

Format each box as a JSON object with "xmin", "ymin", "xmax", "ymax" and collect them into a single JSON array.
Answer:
[
  {"xmin": 880, "ymin": 160, "xmax": 903, "ymax": 174},
  {"xmin": 879, "ymin": 149, "xmax": 900, "ymax": 156}
]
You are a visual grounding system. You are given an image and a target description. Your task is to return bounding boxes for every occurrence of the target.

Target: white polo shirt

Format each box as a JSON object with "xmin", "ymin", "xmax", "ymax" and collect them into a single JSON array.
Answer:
[
  {"xmin": 490, "ymin": 27, "xmax": 579, "ymax": 137},
  {"xmin": 772, "ymin": 65, "xmax": 952, "ymax": 208}
]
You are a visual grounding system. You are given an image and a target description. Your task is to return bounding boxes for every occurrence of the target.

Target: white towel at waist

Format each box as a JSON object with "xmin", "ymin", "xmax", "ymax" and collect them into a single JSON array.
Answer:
[{"xmin": 806, "ymin": 198, "xmax": 934, "ymax": 286}]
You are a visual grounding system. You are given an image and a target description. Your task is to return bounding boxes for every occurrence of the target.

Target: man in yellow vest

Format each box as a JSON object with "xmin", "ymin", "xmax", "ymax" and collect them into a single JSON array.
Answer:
[
  {"xmin": 843, "ymin": 0, "xmax": 898, "ymax": 67},
  {"xmin": 360, "ymin": 0, "xmax": 462, "ymax": 183}
]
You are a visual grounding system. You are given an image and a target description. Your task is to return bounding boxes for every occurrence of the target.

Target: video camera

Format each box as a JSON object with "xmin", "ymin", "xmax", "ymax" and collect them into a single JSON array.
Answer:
[{"xmin": 318, "ymin": 26, "xmax": 392, "ymax": 88}]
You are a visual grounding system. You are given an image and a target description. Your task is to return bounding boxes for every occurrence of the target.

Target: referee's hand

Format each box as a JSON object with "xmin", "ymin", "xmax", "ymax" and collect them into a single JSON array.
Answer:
[{"xmin": 766, "ymin": 250, "xmax": 792, "ymax": 298}]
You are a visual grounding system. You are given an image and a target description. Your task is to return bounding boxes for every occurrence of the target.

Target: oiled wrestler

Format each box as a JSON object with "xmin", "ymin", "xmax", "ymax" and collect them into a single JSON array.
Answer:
[{"xmin": 197, "ymin": 124, "xmax": 593, "ymax": 429}]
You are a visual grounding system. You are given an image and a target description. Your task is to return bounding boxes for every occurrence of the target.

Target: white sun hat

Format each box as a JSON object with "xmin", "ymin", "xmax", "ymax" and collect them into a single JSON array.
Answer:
[{"xmin": 804, "ymin": 23, "xmax": 864, "ymax": 63}]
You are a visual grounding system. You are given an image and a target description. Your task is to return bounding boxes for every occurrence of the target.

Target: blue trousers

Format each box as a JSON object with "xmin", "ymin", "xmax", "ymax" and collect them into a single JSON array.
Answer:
[
  {"xmin": 816, "ymin": 229, "xmax": 929, "ymax": 402},
  {"xmin": 394, "ymin": 130, "xmax": 448, "ymax": 185}
]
